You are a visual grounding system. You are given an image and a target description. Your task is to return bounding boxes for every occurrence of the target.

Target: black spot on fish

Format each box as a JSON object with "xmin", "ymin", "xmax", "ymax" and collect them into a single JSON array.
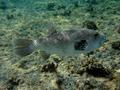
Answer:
[{"xmin": 74, "ymin": 40, "xmax": 88, "ymax": 50}]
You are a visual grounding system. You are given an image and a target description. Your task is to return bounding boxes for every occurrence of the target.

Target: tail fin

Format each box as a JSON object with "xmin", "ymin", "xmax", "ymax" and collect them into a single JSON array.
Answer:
[{"xmin": 12, "ymin": 39, "xmax": 37, "ymax": 57}]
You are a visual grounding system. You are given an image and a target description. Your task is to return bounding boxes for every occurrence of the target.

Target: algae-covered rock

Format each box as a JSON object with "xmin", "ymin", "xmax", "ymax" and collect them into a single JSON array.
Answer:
[
  {"xmin": 112, "ymin": 41, "xmax": 120, "ymax": 50},
  {"xmin": 83, "ymin": 20, "xmax": 98, "ymax": 30}
]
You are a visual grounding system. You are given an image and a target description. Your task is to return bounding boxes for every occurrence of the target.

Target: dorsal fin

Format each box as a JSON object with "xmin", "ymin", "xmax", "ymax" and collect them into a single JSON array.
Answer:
[
  {"xmin": 64, "ymin": 25, "xmax": 81, "ymax": 34},
  {"xmin": 47, "ymin": 22, "xmax": 59, "ymax": 36}
]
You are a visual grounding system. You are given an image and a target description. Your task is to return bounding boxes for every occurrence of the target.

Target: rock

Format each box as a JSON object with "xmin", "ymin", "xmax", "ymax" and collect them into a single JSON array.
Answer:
[
  {"xmin": 115, "ymin": 26, "xmax": 120, "ymax": 34},
  {"xmin": 76, "ymin": 77, "xmax": 113, "ymax": 90},
  {"xmin": 62, "ymin": 9, "xmax": 71, "ymax": 16},
  {"xmin": 41, "ymin": 62, "xmax": 57, "ymax": 72},
  {"xmin": 81, "ymin": 59, "xmax": 113, "ymax": 78},
  {"xmin": 82, "ymin": 78, "xmax": 99, "ymax": 90},
  {"xmin": 112, "ymin": 41, "xmax": 120, "ymax": 50},
  {"xmin": 53, "ymin": 10, "xmax": 72, "ymax": 16},
  {"xmin": 0, "ymin": 86, "xmax": 7, "ymax": 90},
  {"xmin": 46, "ymin": 2, "xmax": 56, "ymax": 11},
  {"xmin": 86, "ymin": 63, "xmax": 112, "ymax": 78},
  {"xmin": 0, "ymin": 1, "xmax": 7, "ymax": 10},
  {"xmin": 83, "ymin": 20, "xmax": 98, "ymax": 30},
  {"xmin": 6, "ymin": 14, "xmax": 15, "ymax": 20},
  {"xmin": 73, "ymin": 1, "xmax": 80, "ymax": 8},
  {"xmin": 56, "ymin": 4, "xmax": 66, "ymax": 10},
  {"xmin": 86, "ymin": 4, "xmax": 94, "ymax": 12},
  {"xmin": 85, "ymin": 0, "xmax": 97, "ymax": 5},
  {"xmin": 117, "ymin": 27, "xmax": 120, "ymax": 34},
  {"xmin": 51, "ymin": 78, "xmax": 62, "ymax": 89},
  {"xmin": 116, "ymin": 69, "xmax": 120, "ymax": 73},
  {"xmin": 6, "ymin": 77, "xmax": 24, "ymax": 90}
]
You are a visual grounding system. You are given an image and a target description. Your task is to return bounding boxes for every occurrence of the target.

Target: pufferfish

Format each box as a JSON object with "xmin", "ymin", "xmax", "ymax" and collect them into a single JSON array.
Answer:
[{"xmin": 13, "ymin": 28, "xmax": 107, "ymax": 57}]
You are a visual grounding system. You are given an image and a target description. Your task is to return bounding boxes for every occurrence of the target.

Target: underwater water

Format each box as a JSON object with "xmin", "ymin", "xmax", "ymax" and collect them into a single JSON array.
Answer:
[{"xmin": 0, "ymin": 0, "xmax": 120, "ymax": 90}]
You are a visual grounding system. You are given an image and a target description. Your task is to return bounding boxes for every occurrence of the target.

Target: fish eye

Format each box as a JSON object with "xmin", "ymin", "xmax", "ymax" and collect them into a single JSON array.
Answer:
[{"xmin": 74, "ymin": 40, "xmax": 88, "ymax": 50}]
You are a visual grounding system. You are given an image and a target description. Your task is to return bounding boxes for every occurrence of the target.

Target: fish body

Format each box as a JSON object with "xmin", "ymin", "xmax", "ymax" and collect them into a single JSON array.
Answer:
[{"xmin": 13, "ymin": 28, "xmax": 107, "ymax": 57}]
